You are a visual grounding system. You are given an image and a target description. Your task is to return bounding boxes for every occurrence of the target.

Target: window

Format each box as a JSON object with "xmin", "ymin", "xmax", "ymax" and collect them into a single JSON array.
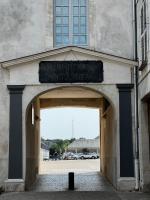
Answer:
[
  {"xmin": 140, "ymin": 0, "xmax": 147, "ymax": 67},
  {"xmin": 54, "ymin": 0, "xmax": 88, "ymax": 46}
]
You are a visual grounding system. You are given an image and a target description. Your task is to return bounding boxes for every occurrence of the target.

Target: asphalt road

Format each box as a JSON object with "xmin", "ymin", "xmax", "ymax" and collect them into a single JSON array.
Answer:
[{"xmin": 0, "ymin": 191, "xmax": 150, "ymax": 200}]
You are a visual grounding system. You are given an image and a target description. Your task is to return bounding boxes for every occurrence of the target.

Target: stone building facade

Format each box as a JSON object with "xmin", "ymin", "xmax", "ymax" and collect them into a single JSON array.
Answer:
[
  {"xmin": 0, "ymin": 0, "xmax": 149, "ymax": 192},
  {"xmin": 136, "ymin": 0, "xmax": 150, "ymax": 192},
  {"xmin": 68, "ymin": 137, "xmax": 100, "ymax": 153}
]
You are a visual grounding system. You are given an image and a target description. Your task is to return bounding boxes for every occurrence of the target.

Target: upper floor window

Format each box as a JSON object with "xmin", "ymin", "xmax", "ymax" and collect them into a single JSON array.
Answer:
[
  {"xmin": 54, "ymin": 0, "xmax": 88, "ymax": 47},
  {"xmin": 140, "ymin": 0, "xmax": 147, "ymax": 67}
]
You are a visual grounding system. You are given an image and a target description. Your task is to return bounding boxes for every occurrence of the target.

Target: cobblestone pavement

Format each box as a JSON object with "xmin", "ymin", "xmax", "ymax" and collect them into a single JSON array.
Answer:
[
  {"xmin": 33, "ymin": 159, "xmax": 113, "ymax": 192},
  {"xmin": 30, "ymin": 172, "xmax": 115, "ymax": 192},
  {"xmin": 1, "ymin": 160, "xmax": 150, "ymax": 200}
]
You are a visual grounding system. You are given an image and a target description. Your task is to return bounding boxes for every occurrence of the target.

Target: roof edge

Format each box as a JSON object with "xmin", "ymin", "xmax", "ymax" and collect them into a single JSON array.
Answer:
[{"xmin": 1, "ymin": 46, "xmax": 138, "ymax": 68}]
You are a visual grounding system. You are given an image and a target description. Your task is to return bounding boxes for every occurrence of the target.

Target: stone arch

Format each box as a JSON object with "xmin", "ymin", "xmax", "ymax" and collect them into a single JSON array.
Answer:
[
  {"xmin": 6, "ymin": 83, "xmax": 135, "ymax": 192},
  {"xmin": 23, "ymin": 84, "xmax": 118, "ymax": 190},
  {"xmin": 24, "ymin": 85, "xmax": 116, "ymax": 113}
]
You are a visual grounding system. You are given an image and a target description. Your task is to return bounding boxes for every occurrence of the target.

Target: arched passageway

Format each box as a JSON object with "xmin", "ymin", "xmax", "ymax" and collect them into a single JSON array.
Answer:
[
  {"xmin": 25, "ymin": 86, "xmax": 116, "ymax": 191},
  {"xmin": 6, "ymin": 82, "xmax": 135, "ymax": 191}
]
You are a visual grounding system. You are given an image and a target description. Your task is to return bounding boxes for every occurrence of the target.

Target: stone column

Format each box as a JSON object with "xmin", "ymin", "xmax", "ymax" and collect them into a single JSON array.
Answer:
[
  {"xmin": 117, "ymin": 84, "xmax": 134, "ymax": 177},
  {"xmin": 5, "ymin": 85, "xmax": 25, "ymax": 192}
]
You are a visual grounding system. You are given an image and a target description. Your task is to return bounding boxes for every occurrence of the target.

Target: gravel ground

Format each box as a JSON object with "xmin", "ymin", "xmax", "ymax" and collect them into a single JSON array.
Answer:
[{"xmin": 39, "ymin": 159, "xmax": 100, "ymax": 174}]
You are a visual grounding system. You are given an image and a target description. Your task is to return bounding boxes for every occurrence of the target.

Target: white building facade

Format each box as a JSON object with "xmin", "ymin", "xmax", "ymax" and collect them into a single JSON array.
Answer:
[
  {"xmin": 136, "ymin": 0, "xmax": 150, "ymax": 192},
  {"xmin": 68, "ymin": 137, "xmax": 100, "ymax": 153},
  {"xmin": 0, "ymin": 0, "xmax": 149, "ymax": 192}
]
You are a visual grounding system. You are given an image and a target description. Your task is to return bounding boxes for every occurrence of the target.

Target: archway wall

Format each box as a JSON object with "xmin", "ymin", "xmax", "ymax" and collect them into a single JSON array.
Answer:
[
  {"xmin": 0, "ymin": 67, "xmax": 9, "ymax": 187},
  {"xmin": 25, "ymin": 98, "xmax": 40, "ymax": 189},
  {"xmin": 23, "ymin": 84, "xmax": 119, "ymax": 188},
  {"xmin": 100, "ymin": 99, "xmax": 116, "ymax": 186}
]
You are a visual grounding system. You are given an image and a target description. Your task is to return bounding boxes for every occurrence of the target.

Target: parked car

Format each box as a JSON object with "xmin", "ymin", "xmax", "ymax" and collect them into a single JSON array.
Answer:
[
  {"xmin": 62, "ymin": 152, "xmax": 79, "ymax": 160},
  {"xmin": 78, "ymin": 152, "xmax": 99, "ymax": 159},
  {"xmin": 62, "ymin": 152, "xmax": 99, "ymax": 160},
  {"xmin": 68, "ymin": 153, "xmax": 79, "ymax": 160}
]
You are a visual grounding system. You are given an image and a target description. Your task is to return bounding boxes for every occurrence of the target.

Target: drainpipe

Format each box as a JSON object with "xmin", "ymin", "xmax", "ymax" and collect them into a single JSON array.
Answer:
[
  {"xmin": 133, "ymin": 0, "xmax": 140, "ymax": 191},
  {"xmin": 134, "ymin": 66, "xmax": 140, "ymax": 191}
]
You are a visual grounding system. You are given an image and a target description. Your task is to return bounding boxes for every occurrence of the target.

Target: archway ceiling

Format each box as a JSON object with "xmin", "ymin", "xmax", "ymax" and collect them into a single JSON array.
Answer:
[
  {"xmin": 39, "ymin": 87, "xmax": 102, "ymax": 99},
  {"xmin": 39, "ymin": 87, "xmax": 103, "ymax": 109},
  {"xmin": 40, "ymin": 98, "xmax": 102, "ymax": 109}
]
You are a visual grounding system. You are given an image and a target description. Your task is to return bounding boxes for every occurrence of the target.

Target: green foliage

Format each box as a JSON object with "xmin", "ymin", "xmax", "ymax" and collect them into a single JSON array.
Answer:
[
  {"xmin": 70, "ymin": 138, "xmax": 76, "ymax": 143},
  {"xmin": 49, "ymin": 139, "xmax": 75, "ymax": 154}
]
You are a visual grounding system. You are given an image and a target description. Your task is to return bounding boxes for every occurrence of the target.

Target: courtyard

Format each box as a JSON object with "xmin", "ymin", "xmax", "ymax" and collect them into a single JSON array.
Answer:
[
  {"xmin": 32, "ymin": 159, "xmax": 111, "ymax": 192},
  {"xmin": 39, "ymin": 159, "xmax": 100, "ymax": 174},
  {"xmin": 1, "ymin": 159, "xmax": 150, "ymax": 199}
]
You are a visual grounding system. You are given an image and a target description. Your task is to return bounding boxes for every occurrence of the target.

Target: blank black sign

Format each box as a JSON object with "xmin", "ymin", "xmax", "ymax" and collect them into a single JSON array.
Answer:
[{"xmin": 39, "ymin": 61, "xmax": 103, "ymax": 83}]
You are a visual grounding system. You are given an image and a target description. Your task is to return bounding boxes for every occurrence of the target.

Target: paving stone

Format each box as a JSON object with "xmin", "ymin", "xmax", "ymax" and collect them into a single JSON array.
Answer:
[{"xmin": 30, "ymin": 172, "xmax": 114, "ymax": 192}]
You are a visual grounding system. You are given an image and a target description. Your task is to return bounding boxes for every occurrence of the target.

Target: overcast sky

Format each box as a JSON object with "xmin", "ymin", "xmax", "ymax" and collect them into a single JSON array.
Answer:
[{"xmin": 40, "ymin": 107, "xmax": 100, "ymax": 140}]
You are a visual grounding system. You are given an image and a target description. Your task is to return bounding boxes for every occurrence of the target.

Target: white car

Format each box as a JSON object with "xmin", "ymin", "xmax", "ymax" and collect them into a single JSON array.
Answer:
[
  {"xmin": 63, "ymin": 152, "xmax": 79, "ymax": 160},
  {"xmin": 79, "ymin": 152, "xmax": 99, "ymax": 159}
]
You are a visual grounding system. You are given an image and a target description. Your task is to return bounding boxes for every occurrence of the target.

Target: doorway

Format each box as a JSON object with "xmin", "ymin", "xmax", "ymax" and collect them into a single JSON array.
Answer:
[{"xmin": 25, "ymin": 86, "xmax": 116, "ymax": 191}]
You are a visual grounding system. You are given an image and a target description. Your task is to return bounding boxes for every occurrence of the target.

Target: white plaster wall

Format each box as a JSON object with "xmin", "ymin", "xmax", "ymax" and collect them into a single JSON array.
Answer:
[
  {"xmin": 0, "ymin": 0, "xmax": 134, "ymax": 62},
  {"xmin": 139, "ymin": 75, "xmax": 150, "ymax": 100},
  {"xmin": 137, "ymin": 0, "xmax": 150, "ymax": 190},
  {"xmin": 0, "ymin": 0, "xmax": 53, "ymax": 62},
  {"xmin": 8, "ymin": 51, "xmax": 132, "ymax": 85},
  {"xmin": 0, "ymin": 67, "xmax": 9, "ymax": 187},
  {"xmin": 138, "ymin": 100, "xmax": 150, "ymax": 191},
  {"xmin": 26, "ymin": 98, "xmax": 40, "ymax": 189},
  {"xmin": 89, "ymin": 0, "xmax": 134, "ymax": 59},
  {"xmin": 100, "ymin": 105, "xmax": 117, "ymax": 188},
  {"xmin": 137, "ymin": 0, "xmax": 150, "ymax": 184},
  {"xmin": 138, "ymin": 75, "xmax": 150, "ymax": 191}
]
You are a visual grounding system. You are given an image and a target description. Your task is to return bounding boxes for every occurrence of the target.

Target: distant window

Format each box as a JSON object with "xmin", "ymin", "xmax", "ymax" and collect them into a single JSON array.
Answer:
[
  {"xmin": 140, "ymin": 0, "xmax": 147, "ymax": 67},
  {"xmin": 54, "ymin": 0, "xmax": 88, "ymax": 46}
]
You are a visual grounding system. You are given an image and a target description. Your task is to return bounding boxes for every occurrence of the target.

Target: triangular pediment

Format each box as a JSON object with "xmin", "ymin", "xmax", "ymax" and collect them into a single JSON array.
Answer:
[{"xmin": 1, "ymin": 46, "xmax": 137, "ymax": 68}]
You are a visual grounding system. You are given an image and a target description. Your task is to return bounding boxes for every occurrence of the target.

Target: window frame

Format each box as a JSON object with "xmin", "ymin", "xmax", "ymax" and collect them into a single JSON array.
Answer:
[
  {"xmin": 140, "ymin": 0, "xmax": 148, "ymax": 70},
  {"xmin": 53, "ymin": 0, "xmax": 88, "ymax": 47}
]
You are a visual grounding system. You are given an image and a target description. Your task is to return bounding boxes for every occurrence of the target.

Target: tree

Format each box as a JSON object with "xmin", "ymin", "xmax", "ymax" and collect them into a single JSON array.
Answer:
[
  {"xmin": 63, "ymin": 140, "xmax": 70, "ymax": 152},
  {"xmin": 48, "ymin": 138, "xmax": 76, "ymax": 155}
]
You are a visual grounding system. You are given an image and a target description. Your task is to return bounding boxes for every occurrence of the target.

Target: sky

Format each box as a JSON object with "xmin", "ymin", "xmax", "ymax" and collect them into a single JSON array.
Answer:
[{"xmin": 40, "ymin": 107, "xmax": 100, "ymax": 140}]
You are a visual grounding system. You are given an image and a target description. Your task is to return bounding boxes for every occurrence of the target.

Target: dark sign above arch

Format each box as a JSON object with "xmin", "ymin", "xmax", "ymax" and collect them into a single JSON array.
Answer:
[{"xmin": 39, "ymin": 61, "xmax": 103, "ymax": 83}]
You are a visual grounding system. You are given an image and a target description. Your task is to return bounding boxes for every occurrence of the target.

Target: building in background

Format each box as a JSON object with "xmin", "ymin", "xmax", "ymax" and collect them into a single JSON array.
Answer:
[
  {"xmin": 68, "ymin": 137, "xmax": 100, "ymax": 154},
  {"xmin": 40, "ymin": 141, "xmax": 49, "ymax": 161}
]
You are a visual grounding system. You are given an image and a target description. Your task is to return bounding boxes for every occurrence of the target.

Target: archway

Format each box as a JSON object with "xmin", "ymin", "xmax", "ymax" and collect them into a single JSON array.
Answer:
[{"xmin": 25, "ymin": 86, "xmax": 116, "ymax": 191}]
